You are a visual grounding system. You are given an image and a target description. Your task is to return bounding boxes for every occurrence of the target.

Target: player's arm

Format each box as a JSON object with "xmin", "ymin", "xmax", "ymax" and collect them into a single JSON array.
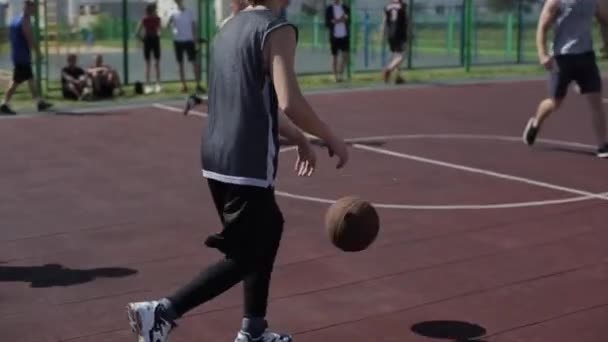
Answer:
[
  {"xmin": 536, "ymin": 0, "xmax": 559, "ymax": 60},
  {"xmin": 269, "ymin": 26, "xmax": 336, "ymax": 145}
]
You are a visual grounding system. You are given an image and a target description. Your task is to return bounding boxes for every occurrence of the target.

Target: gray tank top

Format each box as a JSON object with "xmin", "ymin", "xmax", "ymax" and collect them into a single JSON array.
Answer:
[
  {"xmin": 552, "ymin": 0, "xmax": 596, "ymax": 55},
  {"xmin": 201, "ymin": 9, "xmax": 297, "ymax": 188}
]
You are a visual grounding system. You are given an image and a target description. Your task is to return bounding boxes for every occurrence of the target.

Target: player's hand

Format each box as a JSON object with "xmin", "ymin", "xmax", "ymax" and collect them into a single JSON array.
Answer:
[
  {"xmin": 295, "ymin": 138, "xmax": 317, "ymax": 177},
  {"xmin": 325, "ymin": 134, "xmax": 349, "ymax": 169},
  {"xmin": 539, "ymin": 54, "xmax": 553, "ymax": 70}
]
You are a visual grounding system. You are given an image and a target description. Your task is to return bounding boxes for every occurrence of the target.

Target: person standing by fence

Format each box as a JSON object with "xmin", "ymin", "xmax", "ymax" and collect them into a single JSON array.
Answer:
[
  {"xmin": 325, "ymin": 0, "xmax": 350, "ymax": 82},
  {"xmin": 381, "ymin": 0, "xmax": 409, "ymax": 84},
  {"xmin": 136, "ymin": 3, "xmax": 163, "ymax": 94},
  {"xmin": 167, "ymin": 0, "xmax": 204, "ymax": 94},
  {"xmin": 0, "ymin": 0, "xmax": 52, "ymax": 115}
]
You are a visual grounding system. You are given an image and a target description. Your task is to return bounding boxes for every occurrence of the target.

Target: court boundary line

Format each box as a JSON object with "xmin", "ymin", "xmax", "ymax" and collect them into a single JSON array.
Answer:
[{"xmin": 152, "ymin": 103, "xmax": 608, "ymax": 209}]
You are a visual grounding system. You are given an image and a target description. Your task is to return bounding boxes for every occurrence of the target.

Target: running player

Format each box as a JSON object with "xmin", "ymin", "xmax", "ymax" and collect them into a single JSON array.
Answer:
[
  {"xmin": 0, "ymin": 0, "xmax": 52, "ymax": 115},
  {"xmin": 126, "ymin": 1, "xmax": 349, "ymax": 342},
  {"xmin": 381, "ymin": 0, "xmax": 409, "ymax": 84},
  {"xmin": 523, "ymin": 0, "xmax": 608, "ymax": 157}
]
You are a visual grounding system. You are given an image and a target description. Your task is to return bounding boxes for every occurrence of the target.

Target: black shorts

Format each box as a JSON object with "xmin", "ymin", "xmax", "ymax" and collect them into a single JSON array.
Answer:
[
  {"xmin": 203, "ymin": 179, "xmax": 284, "ymax": 263},
  {"xmin": 143, "ymin": 35, "xmax": 161, "ymax": 61},
  {"xmin": 549, "ymin": 51, "xmax": 602, "ymax": 99},
  {"xmin": 330, "ymin": 36, "xmax": 349, "ymax": 55},
  {"xmin": 388, "ymin": 36, "xmax": 407, "ymax": 53},
  {"xmin": 174, "ymin": 40, "xmax": 197, "ymax": 63},
  {"xmin": 13, "ymin": 64, "xmax": 33, "ymax": 83}
]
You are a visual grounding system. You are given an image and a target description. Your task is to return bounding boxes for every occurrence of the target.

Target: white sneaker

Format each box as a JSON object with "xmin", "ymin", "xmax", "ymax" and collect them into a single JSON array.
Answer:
[
  {"xmin": 144, "ymin": 85, "xmax": 153, "ymax": 95},
  {"xmin": 235, "ymin": 330, "xmax": 293, "ymax": 342},
  {"xmin": 154, "ymin": 84, "xmax": 162, "ymax": 93},
  {"xmin": 126, "ymin": 301, "xmax": 175, "ymax": 342}
]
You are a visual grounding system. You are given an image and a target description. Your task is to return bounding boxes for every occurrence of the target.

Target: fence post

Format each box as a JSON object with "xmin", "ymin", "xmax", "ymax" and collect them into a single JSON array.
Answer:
[
  {"xmin": 313, "ymin": 15, "xmax": 319, "ymax": 48},
  {"xmin": 447, "ymin": 11, "xmax": 454, "ymax": 55},
  {"xmin": 464, "ymin": 0, "xmax": 473, "ymax": 72},
  {"xmin": 460, "ymin": 0, "xmax": 466, "ymax": 66},
  {"xmin": 363, "ymin": 11, "xmax": 370, "ymax": 68},
  {"xmin": 506, "ymin": 12, "xmax": 513, "ymax": 58},
  {"xmin": 347, "ymin": 0, "xmax": 355, "ymax": 80},
  {"xmin": 34, "ymin": 0, "xmax": 43, "ymax": 97},
  {"xmin": 122, "ymin": 0, "xmax": 129, "ymax": 85},
  {"xmin": 407, "ymin": 0, "xmax": 414, "ymax": 69},
  {"xmin": 516, "ymin": 0, "xmax": 524, "ymax": 63}
]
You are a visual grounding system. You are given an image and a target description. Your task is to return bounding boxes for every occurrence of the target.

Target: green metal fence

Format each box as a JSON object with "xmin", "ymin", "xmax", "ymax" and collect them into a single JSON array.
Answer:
[{"xmin": 9, "ymin": 0, "xmax": 606, "ymax": 96}]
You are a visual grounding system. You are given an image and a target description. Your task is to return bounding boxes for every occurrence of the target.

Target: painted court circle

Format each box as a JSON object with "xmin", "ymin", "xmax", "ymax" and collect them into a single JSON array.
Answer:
[{"xmin": 276, "ymin": 133, "xmax": 608, "ymax": 210}]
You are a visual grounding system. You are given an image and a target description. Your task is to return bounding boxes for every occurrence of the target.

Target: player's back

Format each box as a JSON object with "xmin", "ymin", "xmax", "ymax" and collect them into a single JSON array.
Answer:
[
  {"xmin": 9, "ymin": 15, "xmax": 30, "ymax": 65},
  {"xmin": 552, "ymin": 0, "xmax": 597, "ymax": 55},
  {"xmin": 202, "ymin": 8, "xmax": 296, "ymax": 188}
]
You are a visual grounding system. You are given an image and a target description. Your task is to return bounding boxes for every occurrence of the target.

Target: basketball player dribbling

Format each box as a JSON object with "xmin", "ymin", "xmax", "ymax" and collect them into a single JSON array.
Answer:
[
  {"xmin": 523, "ymin": 0, "xmax": 608, "ymax": 157},
  {"xmin": 126, "ymin": 1, "xmax": 349, "ymax": 342}
]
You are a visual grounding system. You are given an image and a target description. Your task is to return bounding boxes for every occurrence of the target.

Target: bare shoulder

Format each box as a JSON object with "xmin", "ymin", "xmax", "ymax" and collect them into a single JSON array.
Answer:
[{"xmin": 267, "ymin": 24, "xmax": 297, "ymax": 45}]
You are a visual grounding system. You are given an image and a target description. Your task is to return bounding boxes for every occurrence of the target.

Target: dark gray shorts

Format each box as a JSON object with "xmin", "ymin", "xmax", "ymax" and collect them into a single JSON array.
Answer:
[{"xmin": 549, "ymin": 51, "xmax": 602, "ymax": 99}]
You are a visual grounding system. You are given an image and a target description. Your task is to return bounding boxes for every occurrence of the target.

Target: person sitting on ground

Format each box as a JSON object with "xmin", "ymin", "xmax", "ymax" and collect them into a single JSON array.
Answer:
[
  {"xmin": 87, "ymin": 54, "xmax": 124, "ymax": 99},
  {"xmin": 61, "ymin": 54, "xmax": 90, "ymax": 101}
]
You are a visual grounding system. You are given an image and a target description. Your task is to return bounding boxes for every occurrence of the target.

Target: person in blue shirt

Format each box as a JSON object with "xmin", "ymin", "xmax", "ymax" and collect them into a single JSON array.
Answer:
[{"xmin": 0, "ymin": 0, "xmax": 52, "ymax": 115}]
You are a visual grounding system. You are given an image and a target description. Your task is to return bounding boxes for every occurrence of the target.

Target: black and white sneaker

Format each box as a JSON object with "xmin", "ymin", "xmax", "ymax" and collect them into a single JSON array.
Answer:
[
  {"xmin": 184, "ymin": 94, "xmax": 203, "ymax": 116},
  {"xmin": 234, "ymin": 330, "xmax": 293, "ymax": 342},
  {"xmin": 0, "ymin": 103, "xmax": 16, "ymax": 115},
  {"xmin": 597, "ymin": 144, "xmax": 608, "ymax": 158},
  {"xmin": 127, "ymin": 300, "xmax": 176, "ymax": 342},
  {"xmin": 523, "ymin": 117, "xmax": 539, "ymax": 146}
]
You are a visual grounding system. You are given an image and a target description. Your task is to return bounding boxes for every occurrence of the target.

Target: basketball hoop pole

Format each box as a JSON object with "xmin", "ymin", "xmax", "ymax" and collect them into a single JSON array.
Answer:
[{"xmin": 122, "ymin": 0, "xmax": 129, "ymax": 85}]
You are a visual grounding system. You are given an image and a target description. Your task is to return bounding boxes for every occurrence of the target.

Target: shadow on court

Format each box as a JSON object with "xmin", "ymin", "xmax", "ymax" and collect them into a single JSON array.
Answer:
[
  {"xmin": 411, "ymin": 320, "xmax": 488, "ymax": 342},
  {"xmin": 537, "ymin": 145, "xmax": 596, "ymax": 157},
  {"xmin": 0, "ymin": 264, "xmax": 137, "ymax": 288}
]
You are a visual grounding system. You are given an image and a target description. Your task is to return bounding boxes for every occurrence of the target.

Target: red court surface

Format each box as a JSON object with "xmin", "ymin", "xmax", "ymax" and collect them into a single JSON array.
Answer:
[{"xmin": 1, "ymin": 80, "xmax": 607, "ymax": 342}]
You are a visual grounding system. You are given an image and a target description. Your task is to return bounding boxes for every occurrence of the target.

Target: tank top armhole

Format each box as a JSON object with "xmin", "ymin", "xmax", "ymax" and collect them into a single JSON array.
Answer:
[{"xmin": 261, "ymin": 21, "xmax": 299, "ymax": 52}]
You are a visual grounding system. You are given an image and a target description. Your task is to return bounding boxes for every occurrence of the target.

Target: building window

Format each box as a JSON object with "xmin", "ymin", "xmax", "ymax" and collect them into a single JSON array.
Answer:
[
  {"xmin": 435, "ymin": 5, "xmax": 445, "ymax": 15},
  {"xmin": 79, "ymin": 5, "xmax": 87, "ymax": 15}
]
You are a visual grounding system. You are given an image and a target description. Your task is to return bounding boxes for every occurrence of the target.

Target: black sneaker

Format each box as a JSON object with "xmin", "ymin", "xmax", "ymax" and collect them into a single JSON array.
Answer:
[
  {"xmin": 0, "ymin": 103, "xmax": 17, "ymax": 115},
  {"xmin": 184, "ymin": 94, "xmax": 203, "ymax": 116},
  {"xmin": 597, "ymin": 144, "xmax": 608, "ymax": 158},
  {"xmin": 37, "ymin": 100, "xmax": 53, "ymax": 112},
  {"xmin": 523, "ymin": 117, "xmax": 539, "ymax": 146}
]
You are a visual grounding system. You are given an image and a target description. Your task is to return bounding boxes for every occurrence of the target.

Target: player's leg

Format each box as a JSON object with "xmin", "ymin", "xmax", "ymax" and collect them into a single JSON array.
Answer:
[
  {"xmin": 125, "ymin": 180, "xmax": 252, "ymax": 342},
  {"xmin": 186, "ymin": 41, "xmax": 203, "ymax": 93},
  {"xmin": 174, "ymin": 41, "xmax": 188, "ymax": 93},
  {"xmin": 154, "ymin": 37, "xmax": 162, "ymax": 93},
  {"xmin": 523, "ymin": 56, "xmax": 570, "ymax": 145},
  {"xmin": 234, "ymin": 187, "xmax": 290, "ymax": 342},
  {"xmin": 0, "ymin": 80, "xmax": 20, "ymax": 115},
  {"xmin": 144, "ymin": 38, "xmax": 153, "ymax": 94},
  {"xmin": 338, "ymin": 38, "xmax": 349, "ymax": 82},
  {"xmin": 330, "ymin": 38, "xmax": 339, "ymax": 82},
  {"xmin": 575, "ymin": 52, "xmax": 608, "ymax": 157}
]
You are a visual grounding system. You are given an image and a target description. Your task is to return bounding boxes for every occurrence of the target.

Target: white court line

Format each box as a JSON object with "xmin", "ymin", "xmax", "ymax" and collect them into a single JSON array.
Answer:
[
  {"xmin": 274, "ymin": 190, "xmax": 608, "ymax": 210},
  {"xmin": 152, "ymin": 103, "xmax": 608, "ymax": 205},
  {"xmin": 153, "ymin": 103, "xmax": 208, "ymax": 117},
  {"xmin": 353, "ymin": 143, "xmax": 608, "ymax": 201}
]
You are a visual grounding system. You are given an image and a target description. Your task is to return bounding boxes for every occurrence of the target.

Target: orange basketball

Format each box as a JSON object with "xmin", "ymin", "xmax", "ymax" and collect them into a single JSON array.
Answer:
[{"xmin": 325, "ymin": 196, "xmax": 380, "ymax": 252}]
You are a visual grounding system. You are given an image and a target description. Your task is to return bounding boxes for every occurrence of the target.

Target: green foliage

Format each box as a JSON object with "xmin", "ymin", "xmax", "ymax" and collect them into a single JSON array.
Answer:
[{"xmin": 90, "ymin": 13, "xmax": 116, "ymax": 40}]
